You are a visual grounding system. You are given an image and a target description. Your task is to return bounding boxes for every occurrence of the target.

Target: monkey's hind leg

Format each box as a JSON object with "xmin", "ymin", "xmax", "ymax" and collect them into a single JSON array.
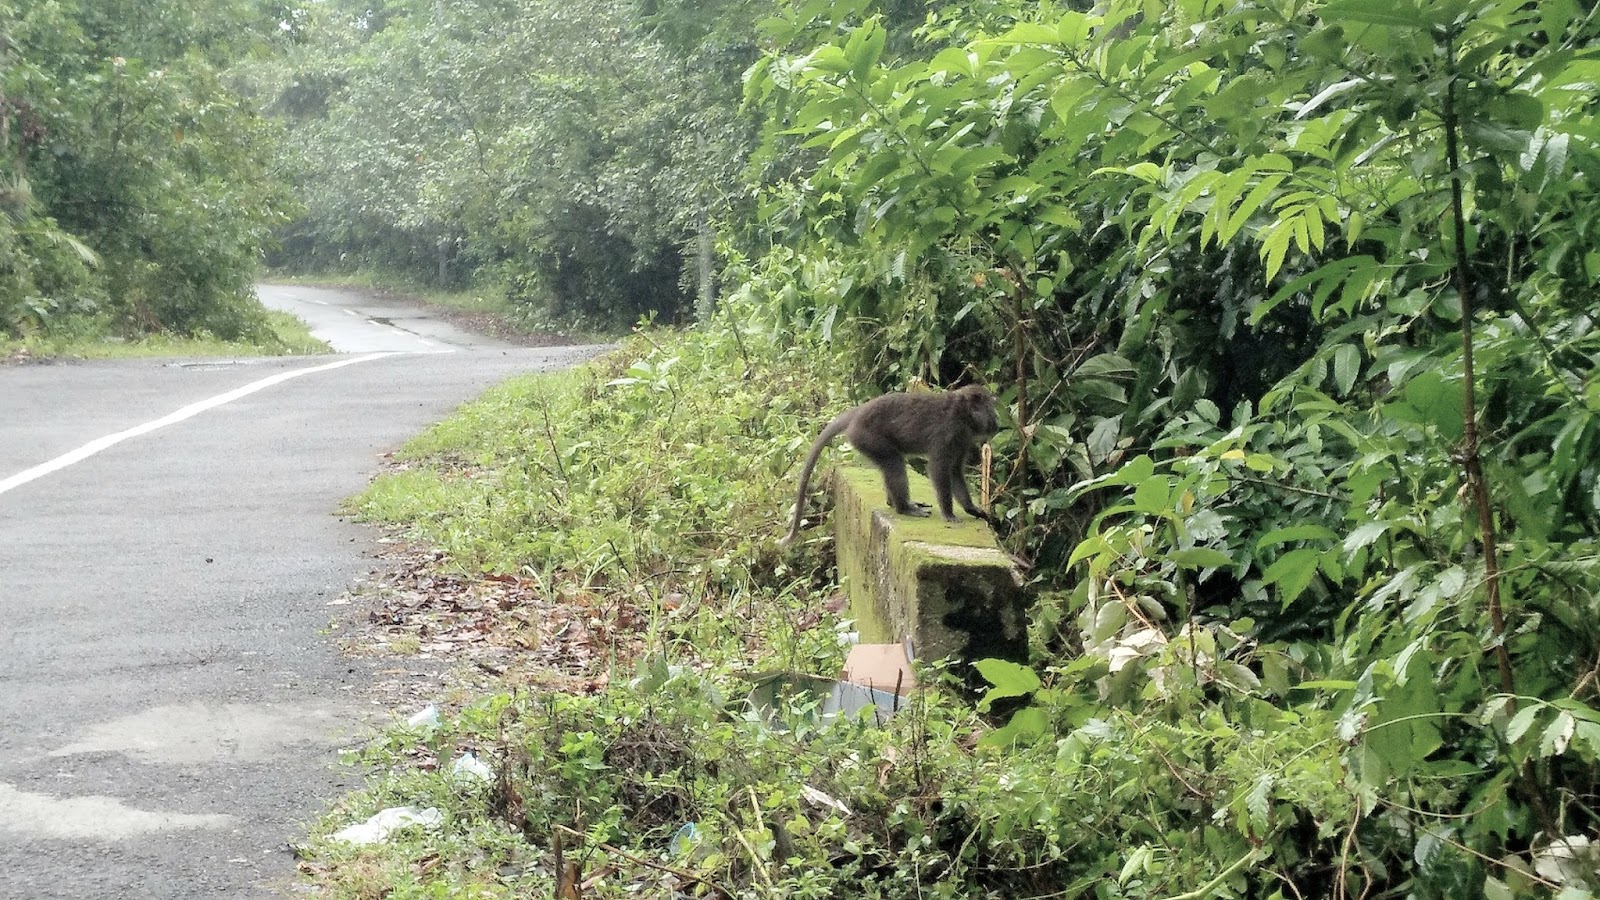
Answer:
[{"xmin": 871, "ymin": 453, "xmax": 930, "ymax": 518}]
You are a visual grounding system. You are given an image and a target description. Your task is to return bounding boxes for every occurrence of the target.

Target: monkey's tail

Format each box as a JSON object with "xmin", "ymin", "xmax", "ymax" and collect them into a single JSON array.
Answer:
[{"xmin": 780, "ymin": 411, "xmax": 853, "ymax": 546}]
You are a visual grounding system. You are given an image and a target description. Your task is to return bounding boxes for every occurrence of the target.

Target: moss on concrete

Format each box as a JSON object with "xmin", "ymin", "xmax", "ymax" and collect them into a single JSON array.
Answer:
[
  {"xmin": 835, "ymin": 465, "xmax": 998, "ymax": 550},
  {"xmin": 831, "ymin": 461, "xmax": 1027, "ymax": 668}
]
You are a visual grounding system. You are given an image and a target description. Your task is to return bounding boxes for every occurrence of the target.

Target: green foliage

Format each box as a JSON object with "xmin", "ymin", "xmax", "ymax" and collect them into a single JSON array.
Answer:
[
  {"xmin": 0, "ymin": 209, "xmax": 103, "ymax": 335},
  {"xmin": 2, "ymin": 0, "xmax": 295, "ymax": 340},
  {"xmin": 295, "ymin": 0, "xmax": 1600, "ymax": 895},
  {"xmin": 739, "ymin": 0, "xmax": 1600, "ymax": 894},
  {"xmin": 317, "ymin": 313, "xmax": 1351, "ymax": 898},
  {"xmin": 1, "ymin": 309, "xmax": 327, "ymax": 359},
  {"xmin": 354, "ymin": 320, "xmax": 803, "ymax": 580},
  {"xmin": 253, "ymin": 0, "xmax": 763, "ymax": 329},
  {"xmin": 349, "ymin": 301, "xmax": 859, "ymax": 670},
  {"xmin": 307, "ymin": 649, "xmax": 1358, "ymax": 899}
]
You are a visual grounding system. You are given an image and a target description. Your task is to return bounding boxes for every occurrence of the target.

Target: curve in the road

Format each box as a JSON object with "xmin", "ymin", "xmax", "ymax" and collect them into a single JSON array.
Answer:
[{"xmin": 0, "ymin": 352, "xmax": 395, "ymax": 497}]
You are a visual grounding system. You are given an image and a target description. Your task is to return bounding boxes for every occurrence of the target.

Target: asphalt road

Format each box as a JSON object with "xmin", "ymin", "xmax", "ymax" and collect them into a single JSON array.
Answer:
[{"xmin": 0, "ymin": 285, "xmax": 602, "ymax": 899}]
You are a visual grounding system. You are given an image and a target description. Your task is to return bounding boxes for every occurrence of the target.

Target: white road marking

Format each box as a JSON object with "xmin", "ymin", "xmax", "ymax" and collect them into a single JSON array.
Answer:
[
  {"xmin": 343, "ymin": 308, "xmax": 360, "ymax": 316},
  {"xmin": 0, "ymin": 353, "xmax": 396, "ymax": 497}
]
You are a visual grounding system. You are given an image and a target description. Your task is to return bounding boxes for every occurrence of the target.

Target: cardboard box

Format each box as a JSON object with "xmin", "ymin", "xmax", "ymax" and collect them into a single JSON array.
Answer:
[{"xmin": 843, "ymin": 642, "xmax": 915, "ymax": 696}]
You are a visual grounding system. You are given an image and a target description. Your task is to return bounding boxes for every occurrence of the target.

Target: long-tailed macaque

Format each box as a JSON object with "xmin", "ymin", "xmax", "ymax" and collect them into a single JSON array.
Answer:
[{"xmin": 781, "ymin": 385, "xmax": 999, "ymax": 545}]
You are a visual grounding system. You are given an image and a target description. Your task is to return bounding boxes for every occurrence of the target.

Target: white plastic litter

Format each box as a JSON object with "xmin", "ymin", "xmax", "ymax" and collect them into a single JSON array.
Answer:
[
  {"xmin": 801, "ymin": 785, "xmax": 851, "ymax": 815},
  {"xmin": 331, "ymin": 806, "xmax": 443, "ymax": 845},
  {"xmin": 669, "ymin": 821, "xmax": 699, "ymax": 857},
  {"xmin": 450, "ymin": 752, "xmax": 494, "ymax": 784},
  {"xmin": 406, "ymin": 705, "xmax": 441, "ymax": 729}
]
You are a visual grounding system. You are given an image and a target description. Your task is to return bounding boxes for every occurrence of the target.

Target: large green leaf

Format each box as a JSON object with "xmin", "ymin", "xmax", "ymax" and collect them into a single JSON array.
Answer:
[
  {"xmin": 1262, "ymin": 547, "xmax": 1321, "ymax": 606},
  {"xmin": 1364, "ymin": 649, "xmax": 1445, "ymax": 778},
  {"xmin": 975, "ymin": 658, "xmax": 1042, "ymax": 711},
  {"xmin": 1386, "ymin": 371, "xmax": 1466, "ymax": 440},
  {"xmin": 1321, "ymin": 0, "xmax": 1436, "ymax": 28}
]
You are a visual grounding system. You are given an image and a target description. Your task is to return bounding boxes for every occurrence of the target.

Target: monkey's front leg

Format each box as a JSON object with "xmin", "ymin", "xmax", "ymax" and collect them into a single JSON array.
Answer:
[
  {"xmin": 929, "ymin": 457, "xmax": 962, "ymax": 523},
  {"xmin": 949, "ymin": 471, "xmax": 991, "ymax": 523}
]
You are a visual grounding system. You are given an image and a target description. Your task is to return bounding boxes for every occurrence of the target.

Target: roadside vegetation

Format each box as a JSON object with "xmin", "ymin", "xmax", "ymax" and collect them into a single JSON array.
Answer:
[
  {"xmin": 1, "ymin": 309, "xmax": 325, "ymax": 361},
  {"xmin": 293, "ymin": 1, "xmax": 1600, "ymax": 897},
  {"xmin": 11, "ymin": 0, "xmax": 1600, "ymax": 896},
  {"xmin": 306, "ymin": 312, "xmax": 1360, "ymax": 899},
  {"xmin": 1, "ymin": 0, "xmax": 301, "ymax": 352}
]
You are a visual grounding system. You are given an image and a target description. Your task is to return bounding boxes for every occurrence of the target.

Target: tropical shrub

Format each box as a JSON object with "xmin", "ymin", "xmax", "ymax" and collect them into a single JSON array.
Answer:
[
  {"xmin": 2, "ymin": 0, "xmax": 293, "ymax": 339},
  {"xmin": 744, "ymin": 0, "xmax": 1600, "ymax": 893}
]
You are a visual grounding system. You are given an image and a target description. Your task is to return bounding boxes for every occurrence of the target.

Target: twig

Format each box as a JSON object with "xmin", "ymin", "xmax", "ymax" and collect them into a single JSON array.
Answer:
[
  {"xmin": 1147, "ymin": 742, "xmax": 1206, "ymax": 800},
  {"xmin": 604, "ymin": 539, "xmax": 635, "ymax": 581},
  {"xmin": 1269, "ymin": 865, "xmax": 1308, "ymax": 900},
  {"xmin": 720, "ymin": 296, "xmax": 754, "ymax": 378},
  {"xmin": 981, "ymin": 442, "xmax": 993, "ymax": 511},
  {"xmin": 1106, "ymin": 578, "xmax": 1160, "ymax": 632},
  {"xmin": 741, "ymin": 787, "xmax": 775, "ymax": 888},
  {"xmin": 1443, "ymin": 25, "xmax": 1556, "ymax": 837},
  {"xmin": 540, "ymin": 400, "xmax": 570, "ymax": 486},
  {"xmin": 1335, "ymin": 806, "xmax": 1359, "ymax": 900},
  {"xmin": 1153, "ymin": 848, "xmax": 1265, "ymax": 900},
  {"xmin": 1442, "ymin": 27, "xmax": 1515, "ymax": 703},
  {"xmin": 1369, "ymin": 796, "xmax": 1562, "ymax": 891},
  {"xmin": 1233, "ymin": 475, "xmax": 1346, "ymax": 501},
  {"xmin": 551, "ymin": 824, "xmax": 733, "ymax": 899}
]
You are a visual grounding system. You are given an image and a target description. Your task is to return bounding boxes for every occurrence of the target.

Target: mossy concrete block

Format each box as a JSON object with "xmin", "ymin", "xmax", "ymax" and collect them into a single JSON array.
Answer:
[{"xmin": 833, "ymin": 462, "xmax": 1027, "ymax": 665}]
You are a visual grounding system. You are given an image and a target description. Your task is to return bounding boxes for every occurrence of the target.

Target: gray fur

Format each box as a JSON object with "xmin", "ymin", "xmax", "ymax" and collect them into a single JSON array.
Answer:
[{"xmin": 781, "ymin": 385, "xmax": 999, "ymax": 545}]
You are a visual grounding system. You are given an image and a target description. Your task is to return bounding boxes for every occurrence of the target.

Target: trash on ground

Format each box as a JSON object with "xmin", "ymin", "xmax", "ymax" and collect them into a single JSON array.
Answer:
[
  {"xmin": 450, "ymin": 752, "xmax": 494, "ymax": 784},
  {"xmin": 744, "ymin": 673, "xmax": 902, "ymax": 730},
  {"xmin": 669, "ymin": 822, "xmax": 699, "ymax": 857},
  {"xmin": 800, "ymin": 785, "xmax": 851, "ymax": 816},
  {"xmin": 330, "ymin": 806, "xmax": 443, "ymax": 845},
  {"xmin": 841, "ymin": 642, "xmax": 915, "ymax": 696},
  {"xmin": 1534, "ymin": 835, "xmax": 1600, "ymax": 887},
  {"xmin": 745, "ymin": 641, "xmax": 916, "ymax": 729},
  {"xmin": 406, "ymin": 704, "xmax": 441, "ymax": 729}
]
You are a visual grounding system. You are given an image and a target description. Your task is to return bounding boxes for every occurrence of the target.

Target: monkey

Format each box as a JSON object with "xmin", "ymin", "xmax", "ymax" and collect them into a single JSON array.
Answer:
[{"xmin": 781, "ymin": 384, "xmax": 1000, "ymax": 546}]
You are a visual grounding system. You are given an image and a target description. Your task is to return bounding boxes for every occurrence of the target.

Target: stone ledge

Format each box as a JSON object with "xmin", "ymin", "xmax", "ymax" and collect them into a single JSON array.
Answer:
[{"xmin": 832, "ymin": 462, "xmax": 1028, "ymax": 667}]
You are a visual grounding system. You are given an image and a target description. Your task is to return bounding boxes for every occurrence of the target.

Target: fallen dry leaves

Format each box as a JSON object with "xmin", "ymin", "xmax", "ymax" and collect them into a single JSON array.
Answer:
[{"xmin": 341, "ymin": 540, "xmax": 649, "ymax": 699}]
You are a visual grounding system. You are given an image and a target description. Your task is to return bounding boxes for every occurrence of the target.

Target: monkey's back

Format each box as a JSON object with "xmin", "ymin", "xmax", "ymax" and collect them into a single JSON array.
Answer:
[{"xmin": 844, "ymin": 391, "xmax": 961, "ymax": 457}]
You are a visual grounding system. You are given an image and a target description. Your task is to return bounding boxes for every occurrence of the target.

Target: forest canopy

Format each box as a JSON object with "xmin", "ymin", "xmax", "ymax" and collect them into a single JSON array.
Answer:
[
  {"xmin": 253, "ymin": 0, "xmax": 762, "ymax": 326},
  {"xmin": 1, "ymin": 0, "xmax": 295, "ymax": 340}
]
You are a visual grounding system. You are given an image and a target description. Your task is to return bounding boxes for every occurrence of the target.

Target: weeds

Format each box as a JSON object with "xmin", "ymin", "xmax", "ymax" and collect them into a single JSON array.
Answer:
[
  {"xmin": 311, "ymin": 309, "xmax": 1363, "ymax": 898},
  {"xmin": 1, "ymin": 310, "xmax": 327, "ymax": 360}
]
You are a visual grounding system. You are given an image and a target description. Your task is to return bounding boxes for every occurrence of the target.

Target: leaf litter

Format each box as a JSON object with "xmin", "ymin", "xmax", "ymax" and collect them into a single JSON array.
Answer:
[{"xmin": 339, "ymin": 539, "xmax": 649, "ymax": 706}]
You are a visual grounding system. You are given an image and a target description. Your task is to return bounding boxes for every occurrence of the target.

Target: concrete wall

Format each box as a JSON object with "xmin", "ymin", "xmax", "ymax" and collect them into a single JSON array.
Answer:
[{"xmin": 832, "ymin": 462, "xmax": 1028, "ymax": 666}]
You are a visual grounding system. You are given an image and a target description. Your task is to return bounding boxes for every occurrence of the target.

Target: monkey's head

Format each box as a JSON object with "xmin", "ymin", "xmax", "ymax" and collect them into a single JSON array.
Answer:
[{"xmin": 957, "ymin": 385, "xmax": 1000, "ymax": 437}]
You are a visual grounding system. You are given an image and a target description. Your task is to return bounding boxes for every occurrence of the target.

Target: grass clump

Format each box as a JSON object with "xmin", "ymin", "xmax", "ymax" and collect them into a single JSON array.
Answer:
[
  {"xmin": 310, "ymin": 305, "xmax": 1368, "ymax": 899},
  {"xmin": 346, "ymin": 309, "xmax": 849, "ymax": 667},
  {"xmin": 2, "ymin": 309, "xmax": 327, "ymax": 360}
]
